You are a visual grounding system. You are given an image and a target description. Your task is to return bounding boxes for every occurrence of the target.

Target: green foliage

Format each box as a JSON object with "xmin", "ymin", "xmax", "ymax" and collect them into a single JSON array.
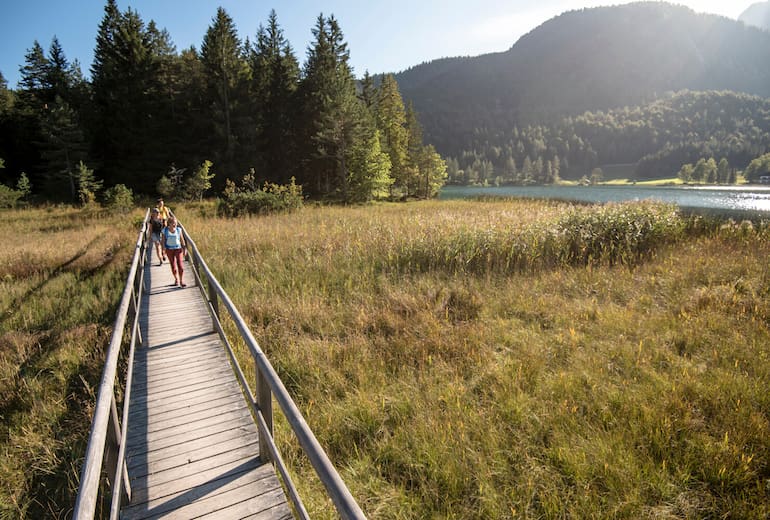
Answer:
[
  {"xmin": 0, "ymin": 164, "xmax": 30, "ymax": 208},
  {"xmin": 347, "ymin": 129, "xmax": 393, "ymax": 202},
  {"xmin": 376, "ymin": 74, "xmax": 409, "ymax": 193},
  {"xmin": 389, "ymin": 201, "xmax": 692, "ymax": 275},
  {"xmin": 678, "ymin": 163, "xmax": 694, "ymax": 183},
  {"xmin": 75, "ymin": 161, "xmax": 102, "ymax": 206},
  {"xmin": 4, "ymin": 4, "xmax": 447, "ymax": 201},
  {"xmin": 218, "ymin": 174, "xmax": 303, "ymax": 216},
  {"xmin": 156, "ymin": 174, "xmax": 174, "ymax": 198},
  {"xmin": 0, "ymin": 183, "xmax": 23, "ymax": 208},
  {"xmin": 743, "ymin": 152, "xmax": 770, "ymax": 182},
  {"xmin": 157, "ymin": 164, "xmax": 186, "ymax": 199},
  {"xmin": 16, "ymin": 173, "xmax": 31, "ymax": 196},
  {"xmin": 102, "ymin": 183, "xmax": 134, "ymax": 213},
  {"xmin": 184, "ymin": 160, "xmax": 215, "ymax": 201}
]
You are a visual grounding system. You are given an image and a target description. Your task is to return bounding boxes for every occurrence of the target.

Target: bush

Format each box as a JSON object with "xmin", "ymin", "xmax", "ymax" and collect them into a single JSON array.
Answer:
[
  {"xmin": 218, "ymin": 175, "xmax": 303, "ymax": 217},
  {"xmin": 103, "ymin": 184, "xmax": 134, "ymax": 213},
  {"xmin": 0, "ymin": 183, "xmax": 22, "ymax": 208},
  {"xmin": 387, "ymin": 201, "xmax": 689, "ymax": 274}
]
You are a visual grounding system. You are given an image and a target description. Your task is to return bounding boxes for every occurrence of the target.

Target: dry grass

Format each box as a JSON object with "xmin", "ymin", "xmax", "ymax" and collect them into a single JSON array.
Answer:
[
  {"xmin": 178, "ymin": 199, "xmax": 770, "ymax": 519},
  {"xmin": 2, "ymin": 200, "xmax": 769, "ymax": 519},
  {"xmin": 0, "ymin": 206, "xmax": 140, "ymax": 519}
]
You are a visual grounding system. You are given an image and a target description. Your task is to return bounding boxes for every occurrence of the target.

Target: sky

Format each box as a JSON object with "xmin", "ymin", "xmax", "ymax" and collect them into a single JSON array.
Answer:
[{"xmin": 0, "ymin": 0, "xmax": 759, "ymax": 88}]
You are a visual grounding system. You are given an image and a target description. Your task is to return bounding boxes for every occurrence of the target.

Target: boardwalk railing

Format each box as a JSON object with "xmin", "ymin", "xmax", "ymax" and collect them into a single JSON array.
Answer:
[
  {"xmin": 74, "ymin": 211, "xmax": 366, "ymax": 519},
  {"xmin": 74, "ymin": 209, "xmax": 150, "ymax": 519}
]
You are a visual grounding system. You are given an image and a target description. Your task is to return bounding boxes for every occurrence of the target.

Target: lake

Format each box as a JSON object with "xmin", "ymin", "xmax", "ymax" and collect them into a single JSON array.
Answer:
[{"xmin": 439, "ymin": 185, "xmax": 770, "ymax": 216}]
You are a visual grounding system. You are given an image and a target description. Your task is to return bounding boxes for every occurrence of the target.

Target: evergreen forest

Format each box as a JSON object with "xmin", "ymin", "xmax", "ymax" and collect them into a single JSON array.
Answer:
[
  {"xmin": 441, "ymin": 90, "xmax": 770, "ymax": 185},
  {"xmin": 0, "ymin": 1, "xmax": 446, "ymax": 203}
]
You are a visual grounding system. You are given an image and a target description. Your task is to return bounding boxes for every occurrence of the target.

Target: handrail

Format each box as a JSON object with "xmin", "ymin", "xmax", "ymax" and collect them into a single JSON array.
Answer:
[
  {"xmin": 73, "ymin": 209, "xmax": 149, "ymax": 519},
  {"xmin": 73, "ymin": 209, "xmax": 366, "ymax": 519},
  {"xmin": 181, "ymin": 225, "xmax": 367, "ymax": 520}
]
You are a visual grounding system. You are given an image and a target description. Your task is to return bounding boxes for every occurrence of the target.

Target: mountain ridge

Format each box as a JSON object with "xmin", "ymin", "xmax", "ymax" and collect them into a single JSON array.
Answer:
[
  {"xmin": 739, "ymin": 1, "xmax": 770, "ymax": 30},
  {"xmin": 396, "ymin": 2, "xmax": 770, "ymax": 157}
]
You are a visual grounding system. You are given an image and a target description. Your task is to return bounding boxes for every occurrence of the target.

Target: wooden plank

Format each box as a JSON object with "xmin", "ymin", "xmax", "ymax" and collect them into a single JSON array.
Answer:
[
  {"xmin": 122, "ymin": 258, "xmax": 289, "ymax": 519},
  {"xmin": 122, "ymin": 464, "xmax": 286, "ymax": 520},
  {"xmin": 127, "ymin": 427, "xmax": 260, "ymax": 476},
  {"xmin": 126, "ymin": 416, "xmax": 255, "ymax": 457}
]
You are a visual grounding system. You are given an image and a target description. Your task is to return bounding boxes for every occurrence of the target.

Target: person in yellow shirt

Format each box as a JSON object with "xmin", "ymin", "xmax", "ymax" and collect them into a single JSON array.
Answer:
[{"xmin": 157, "ymin": 198, "xmax": 171, "ymax": 225}]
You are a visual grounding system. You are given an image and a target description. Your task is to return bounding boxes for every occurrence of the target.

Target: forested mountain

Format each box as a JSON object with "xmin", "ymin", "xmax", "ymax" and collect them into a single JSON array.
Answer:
[
  {"xmin": 397, "ymin": 2, "xmax": 770, "ymax": 166},
  {"xmin": 739, "ymin": 1, "xmax": 770, "ymax": 31},
  {"xmin": 441, "ymin": 90, "xmax": 770, "ymax": 185}
]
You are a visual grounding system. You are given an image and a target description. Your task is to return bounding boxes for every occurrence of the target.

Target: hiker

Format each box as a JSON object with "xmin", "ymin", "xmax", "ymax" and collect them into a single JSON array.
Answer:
[
  {"xmin": 157, "ymin": 198, "xmax": 171, "ymax": 226},
  {"xmin": 149, "ymin": 208, "xmax": 165, "ymax": 265},
  {"xmin": 162, "ymin": 216, "xmax": 187, "ymax": 287}
]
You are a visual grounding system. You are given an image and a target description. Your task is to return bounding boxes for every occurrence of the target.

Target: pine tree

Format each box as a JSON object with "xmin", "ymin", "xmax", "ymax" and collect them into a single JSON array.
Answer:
[
  {"xmin": 348, "ymin": 127, "xmax": 392, "ymax": 202},
  {"xmin": 249, "ymin": 10, "xmax": 299, "ymax": 183},
  {"xmin": 16, "ymin": 38, "xmax": 88, "ymax": 198},
  {"xmin": 91, "ymin": 2, "xmax": 165, "ymax": 188},
  {"xmin": 358, "ymin": 71, "xmax": 377, "ymax": 110},
  {"xmin": 376, "ymin": 74, "xmax": 409, "ymax": 197},
  {"xmin": 716, "ymin": 157, "xmax": 729, "ymax": 184},
  {"xmin": 296, "ymin": 14, "xmax": 361, "ymax": 197},
  {"xmin": 201, "ymin": 7, "xmax": 247, "ymax": 175},
  {"xmin": 18, "ymin": 41, "xmax": 49, "ymax": 106},
  {"xmin": 295, "ymin": 14, "xmax": 335, "ymax": 193}
]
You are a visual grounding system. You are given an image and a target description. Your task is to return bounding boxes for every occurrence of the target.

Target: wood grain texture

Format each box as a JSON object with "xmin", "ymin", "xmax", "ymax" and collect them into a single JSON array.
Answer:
[{"xmin": 122, "ymin": 255, "xmax": 291, "ymax": 519}]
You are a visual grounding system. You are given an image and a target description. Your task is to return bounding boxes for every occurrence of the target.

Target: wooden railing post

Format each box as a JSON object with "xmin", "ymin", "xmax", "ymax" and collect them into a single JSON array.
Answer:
[
  {"xmin": 256, "ymin": 365, "xmax": 273, "ymax": 462},
  {"xmin": 105, "ymin": 397, "xmax": 129, "ymax": 506},
  {"xmin": 209, "ymin": 278, "xmax": 219, "ymax": 317}
]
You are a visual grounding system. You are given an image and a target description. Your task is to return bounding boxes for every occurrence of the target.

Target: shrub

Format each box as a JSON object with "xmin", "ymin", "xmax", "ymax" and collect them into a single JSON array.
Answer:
[
  {"xmin": 218, "ymin": 175, "xmax": 303, "ymax": 217},
  {"xmin": 387, "ymin": 201, "xmax": 689, "ymax": 275},
  {"xmin": 0, "ymin": 183, "xmax": 22, "ymax": 208},
  {"xmin": 103, "ymin": 184, "xmax": 134, "ymax": 213}
]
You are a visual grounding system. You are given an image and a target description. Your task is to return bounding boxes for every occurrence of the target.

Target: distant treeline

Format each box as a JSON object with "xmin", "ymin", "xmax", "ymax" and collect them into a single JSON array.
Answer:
[
  {"xmin": 443, "ymin": 91, "xmax": 770, "ymax": 185},
  {"xmin": 0, "ymin": 1, "xmax": 446, "ymax": 203}
]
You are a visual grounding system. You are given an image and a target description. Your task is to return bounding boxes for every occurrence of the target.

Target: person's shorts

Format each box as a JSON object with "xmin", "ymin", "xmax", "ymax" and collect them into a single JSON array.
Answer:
[{"xmin": 151, "ymin": 232, "xmax": 162, "ymax": 244}]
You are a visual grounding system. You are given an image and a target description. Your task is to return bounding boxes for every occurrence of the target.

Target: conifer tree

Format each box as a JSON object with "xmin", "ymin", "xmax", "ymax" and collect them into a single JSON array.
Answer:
[
  {"xmin": 296, "ymin": 14, "xmax": 360, "ymax": 197},
  {"xmin": 18, "ymin": 41, "xmax": 49, "ymax": 106},
  {"xmin": 358, "ymin": 70, "xmax": 377, "ymax": 110},
  {"xmin": 91, "ymin": 2, "xmax": 165, "ymax": 187},
  {"xmin": 201, "ymin": 7, "xmax": 247, "ymax": 176},
  {"xmin": 249, "ymin": 10, "xmax": 299, "ymax": 183},
  {"xmin": 376, "ymin": 74, "xmax": 409, "ymax": 197},
  {"xmin": 348, "ymin": 127, "xmax": 392, "ymax": 202},
  {"xmin": 17, "ymin": 38, "xmax": 87, "ymax": 198}
]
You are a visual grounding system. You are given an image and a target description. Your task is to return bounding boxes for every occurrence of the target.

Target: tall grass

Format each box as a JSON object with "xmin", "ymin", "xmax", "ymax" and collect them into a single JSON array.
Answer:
[
  {"xmin": 179, "ymin": 199, "xmax": 770, "ymax": 518},
  {"xmin": 0, "ymin": 206, "xmax": 140, "ymax": 519},
  {"xmin": 3, "ymin": 200, "xmax": 769, "ymax": 518}
]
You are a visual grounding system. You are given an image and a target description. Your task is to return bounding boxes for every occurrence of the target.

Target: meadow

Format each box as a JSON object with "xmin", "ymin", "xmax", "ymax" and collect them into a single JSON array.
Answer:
[
  {"xmin": 182, "ymin": 199, "xmax": 769, "ymax": 518},
  {"xmin": 0, "ymin": 206, "xmax": 140, "ymax": 518},
  {"xmin": 1, "ymin": 199, "xmax": 769, "ymax": 518}
]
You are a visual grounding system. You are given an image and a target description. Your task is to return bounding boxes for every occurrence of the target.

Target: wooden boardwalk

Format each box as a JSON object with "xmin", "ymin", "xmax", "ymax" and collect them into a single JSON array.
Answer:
[{"xmin": 121, "ymin": 252, "xmax": 292, "ymax": 519}]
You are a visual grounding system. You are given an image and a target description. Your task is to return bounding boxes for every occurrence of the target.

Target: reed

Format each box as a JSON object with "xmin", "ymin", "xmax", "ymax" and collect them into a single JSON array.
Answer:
[
  {"xmin": 0, "ymin": 206, "xmax": 140, "ymax": 519},
  {"xmin": 180, "ymin": 199, "xmax": 770, "ymax": 519},
  {"xmin": 2, "ymin": 200, "xmax": 769, "ymax": 518}
]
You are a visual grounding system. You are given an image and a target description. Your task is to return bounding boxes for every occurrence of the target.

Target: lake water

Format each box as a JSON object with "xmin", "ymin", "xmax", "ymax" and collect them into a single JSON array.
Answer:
[{"xmin": 439, "ymin": 185, "xmax": 770, "ymax": 216}]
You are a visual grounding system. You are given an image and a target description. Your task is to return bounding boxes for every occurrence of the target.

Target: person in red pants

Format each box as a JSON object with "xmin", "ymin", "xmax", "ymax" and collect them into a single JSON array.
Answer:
[{"xmin": 162, "ymin": 216, "xmax": 188, "ymax": 287}]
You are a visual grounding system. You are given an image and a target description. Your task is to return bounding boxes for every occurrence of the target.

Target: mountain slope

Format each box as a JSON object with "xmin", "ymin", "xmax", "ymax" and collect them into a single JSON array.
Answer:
[
  {"xmin": 739, "ymin": 1, "xmax": 770, "ymax": 31},
  {"xmin": 397, "ymin": 2, "xmax": 770, "ymax": 156}
]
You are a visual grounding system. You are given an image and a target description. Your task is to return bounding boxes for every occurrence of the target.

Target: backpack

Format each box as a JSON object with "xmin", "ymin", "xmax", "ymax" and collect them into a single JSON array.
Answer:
[{"xmin": 151, "ymin": 218, "xmax": 163, "ymax": 233}]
